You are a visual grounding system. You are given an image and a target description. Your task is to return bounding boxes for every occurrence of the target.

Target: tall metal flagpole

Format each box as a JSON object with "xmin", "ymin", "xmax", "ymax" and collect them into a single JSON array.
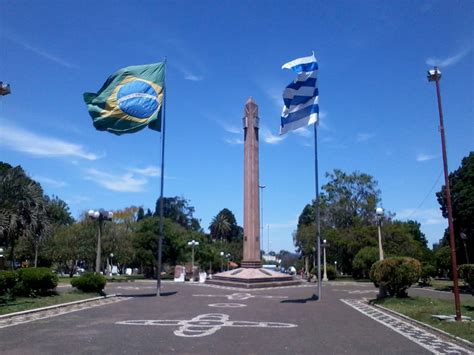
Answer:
[
  {"xmin": 314, "ymin": 122, "xmax": 321, "ymax": 300},
  {"xmin": 157, "ymin": 58, "xmax": 167, "ymax": 296}
]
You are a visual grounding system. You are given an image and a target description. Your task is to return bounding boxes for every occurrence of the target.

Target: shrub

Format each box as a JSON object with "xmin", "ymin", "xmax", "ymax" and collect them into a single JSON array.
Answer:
[
  {"xmin": 310, "ymin": 265, "xmax": 337, "ymax": 280},
  {"xmin": 16, "ymin": 268, "xmax": 58, "ymax": 296},
  {"xmin": 458, "ymin": 264, "xmax": 474, "ymax": 294},
  {"xmin": 0, "ymin": 271, "xmax": 17, "ymax": 297},
  {"xmin": 419, "ymin": 264, "xmax": 437, "ymax": 286},
  {"xmin": 370, "ymin": 257, "xmax": 421, "ymax": 298},
  {"xmin": 71, "ymin": 272, "xmax": 106, "ymax": 293},
  {"xmin": 326, "ymin": 264, "xmax": 337, "ymax": 280}
]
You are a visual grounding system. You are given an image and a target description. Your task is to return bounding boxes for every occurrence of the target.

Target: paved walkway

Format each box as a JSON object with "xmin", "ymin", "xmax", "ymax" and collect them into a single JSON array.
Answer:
[{"xmin": 0, "ymin": 281, "xmax": 472, "ymax": 354}]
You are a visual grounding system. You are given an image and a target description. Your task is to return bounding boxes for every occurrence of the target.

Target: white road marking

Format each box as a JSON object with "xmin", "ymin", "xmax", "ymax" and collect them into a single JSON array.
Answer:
[
  {"xmin": 208, "ymin": 303, "xmax": 246, "ymax": 308},
  {"xmin": 193, "ymin": 292, "xmax": 288, "ymax": 301},
  {"xmin": 341, "ymin": 299, "xmax": 472, "ymax": 354},
  {"xmin": 116, "ymin": 313, "xmax": 297, "ymax": 337}
]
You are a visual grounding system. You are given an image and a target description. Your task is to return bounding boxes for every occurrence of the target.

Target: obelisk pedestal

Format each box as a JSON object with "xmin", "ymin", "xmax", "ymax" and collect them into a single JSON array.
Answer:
[{"xmin": 208, "ymin": 98, "xmax": 298, "ymax": 288}]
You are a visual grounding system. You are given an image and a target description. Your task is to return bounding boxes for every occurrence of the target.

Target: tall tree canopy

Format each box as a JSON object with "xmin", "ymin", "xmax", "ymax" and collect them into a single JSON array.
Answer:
[
  {"xmin": 436, "ymin": 152, "xmax": 474, "ymax": 264},
  {"xmin": 294, "ymin": 169, "xmax": 431, "ymax": 275},
  {"xmin": 154, "ymin": 196, "xmax": 202, "ymax": 231},
  {"xmin": 209, "ymin": 208, "xmax": 242, "ymax": 242}
]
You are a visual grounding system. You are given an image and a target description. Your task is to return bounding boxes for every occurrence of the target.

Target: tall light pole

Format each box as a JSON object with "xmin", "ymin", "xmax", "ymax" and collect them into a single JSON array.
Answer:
[
  {"xmin": 187, "ymin": 240, "xmax": 200, "ymax": 271},
  {"xmin": 428, "ymin": 67, "xmax": 461, "ymax": 321},
  {"xmin": 259, "ymin": 185, "xmax": 266, "ymax": 255},
  {"xmin": 322, "ymin": 239, "xmax": 328, "ymax": 281},
  {"xmin": 375, "ymin": 207, "xmax": 387, "ymax": 298},
  {"xmin": 376, "ymin": 207, "xmax": 384, "ymax": 261},
  {"xmin": 88, "ymin": 209, "xmax": 113, "ymax": 274}
]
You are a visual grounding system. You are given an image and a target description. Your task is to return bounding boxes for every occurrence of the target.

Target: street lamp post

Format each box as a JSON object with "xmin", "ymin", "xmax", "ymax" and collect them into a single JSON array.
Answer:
[
  {"xmin": 334, "ymin": 261, "xmax": 338, "ymax": 275},
  {"xmin": 187, "ymin": 239, "xmax": 199, "ymax": 271},
  {"xmin": 88, "ymin": 209, "xmax": 113, "ymax": 274},
  {"xmin": 259, "ymin": 185, "xmax": 266, "ymax": 254},
  {"xmin": 428, "ymin": 67, "xmax": 462, "ymax": 321},
  {"xmin": 375, "ymin": 207, "xmax": 387, "ymax": 298},
  {"xmin": 322, "ymin": 239, "xmax": 328, "ymax": 281},
  {"xmin": 220, "ymin": 251, "xmax": 224, "ymax": 272},
  {"xmin": 376, "ymin": 207, "xmax": 384, "ymax": 261}
]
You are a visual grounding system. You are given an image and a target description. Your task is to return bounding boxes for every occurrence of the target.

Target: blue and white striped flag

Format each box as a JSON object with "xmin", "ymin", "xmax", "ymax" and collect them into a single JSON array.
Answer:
[{"xmin": 280, "ymin": 52, "xmax": 319, "ymax": 135}]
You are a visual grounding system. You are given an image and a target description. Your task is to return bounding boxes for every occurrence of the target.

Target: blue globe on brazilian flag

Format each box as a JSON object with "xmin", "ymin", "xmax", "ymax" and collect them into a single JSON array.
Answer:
[{"xmin": 84, "ymin": 62, "xmax": 164, "ymax": 135}]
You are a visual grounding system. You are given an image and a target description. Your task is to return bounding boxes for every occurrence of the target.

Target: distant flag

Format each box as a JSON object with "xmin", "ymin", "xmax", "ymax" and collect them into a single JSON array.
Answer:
[
  {"xmin": 280, "ymin": 52, "xmax": 319, "ymax": 135},
  {"xmin": 84, "ymin": 62, "xmax": 165, "ymax": 135}
]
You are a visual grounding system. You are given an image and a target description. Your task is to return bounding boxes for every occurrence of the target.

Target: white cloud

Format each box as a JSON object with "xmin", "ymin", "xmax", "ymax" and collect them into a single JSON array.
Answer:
[
  {"xmin": 6, "ymin": 33, "xmax": 78, "ymax": 69},
  {"xmin": 0, "ymin": 121, "xmax": 101, "ymax": 160},
  {"xmin": 221, "ymin": 123, "xmax": 242, "ymax": 134},
  {"xmin": 395, "ymin": 208, "xmax": 445, "ymax": 225},
  {"xmin": 65, "ymin": 195, "xmax": 91, "ymax": 205},
  {"xmin": 34, "ymin": 176, "xmax": 67, "ymax": 188},
  {"xmin": 416, "ymin": 153, "xmax": 437, "ymax": 162},
  {"xmin": 130, "ymin": 166, "xmax": 161, "ymax": 177},
  {"xmin": 225, "ymin": 137, "xmax": 244, "ymax": 145},
  {"xmin": 261, "ymin": 127, "xmax": 285, "ymax": 144},
  {"xmin": 184, "ymin": 73, "xmax": 203, "ymax": 81},
  {"xmin": 426, "ymin": 48, "xmax": 470, "ymax": 67},
  {"xmin": 293, "ymin": 127, "xmax": 311, "ymax": 137},
  {"xmin": 356, "ymin": 132, "xmax": 375, "ymax": 142},
  {"xmin": 84, "ymin": 168, "xmax": 147, "ymax": 192}
]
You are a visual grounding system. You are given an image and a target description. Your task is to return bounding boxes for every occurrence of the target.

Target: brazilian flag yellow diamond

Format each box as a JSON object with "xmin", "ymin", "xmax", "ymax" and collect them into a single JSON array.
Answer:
[{"xmin": 84, "ymin": 62, "xmax": 165, "ymax": 135}]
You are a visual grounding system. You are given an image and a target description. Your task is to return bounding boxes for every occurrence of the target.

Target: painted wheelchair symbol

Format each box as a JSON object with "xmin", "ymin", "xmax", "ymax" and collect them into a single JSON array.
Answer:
[{"xmin": 116, "ymin": 313, "xmax": 297, "ymax": 337}]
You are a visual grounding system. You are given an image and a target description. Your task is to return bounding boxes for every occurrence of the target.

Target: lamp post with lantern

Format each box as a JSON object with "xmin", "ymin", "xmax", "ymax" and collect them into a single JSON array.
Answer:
[{"xmin": 88, "ymin": 209, "xmax": 113, "ymax": 274}]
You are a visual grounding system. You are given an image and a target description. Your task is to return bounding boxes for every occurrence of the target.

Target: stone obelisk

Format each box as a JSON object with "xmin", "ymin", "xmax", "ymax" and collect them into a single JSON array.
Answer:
[
  {"xmin": 207, "ymin": 98, "xmax": 298, "ymax": 288},
  {"xmin": 241, "ymin": 97, "xmax": 261, "ymax": 268}
]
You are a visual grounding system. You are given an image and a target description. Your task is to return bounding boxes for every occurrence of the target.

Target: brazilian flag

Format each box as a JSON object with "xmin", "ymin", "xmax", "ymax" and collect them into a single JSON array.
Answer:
[{"xmin": 84, "ymin": 62, "xmax": 165, "ymax": 135}]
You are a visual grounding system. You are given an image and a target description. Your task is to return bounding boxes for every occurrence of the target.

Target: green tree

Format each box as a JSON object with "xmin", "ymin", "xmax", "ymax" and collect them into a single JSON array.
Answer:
[
  {"xmin": 352, "ymin": 246, "xmax": 379, "ymax": 279},
  {"xmin": 43, "ymin": 222, "xmax": 96, "ymax": 276},
  {"xmin": 0, "ymin": 164, "xmax": 46, "ymax": 268},
  {"xmin": 436, "ymin": 152, "xmax": 474, "ymax": 264},
  {"xmin": 322, "ymin": 169, "xmax": 381, "ymax": 228},
  {"xmin": 154, "ymin": 196, "xmax": 202, "ymax": 231},
  {"xmin": 209, "ymin": 213, "xmax": 231, "ymax": 242}
]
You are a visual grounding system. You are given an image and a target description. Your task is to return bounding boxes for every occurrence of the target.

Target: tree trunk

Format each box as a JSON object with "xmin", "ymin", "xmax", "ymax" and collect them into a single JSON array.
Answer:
[{"xmin": 34, "ymin": 240, "xmax": 39, "ymax": 267}]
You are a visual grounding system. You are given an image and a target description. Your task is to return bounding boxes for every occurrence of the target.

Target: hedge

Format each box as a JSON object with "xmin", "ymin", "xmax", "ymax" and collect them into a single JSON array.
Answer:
[
  {"xmin": 71, "ymin": 272, "xmax": 107, "ymax": 293},
  {"xmin": 15, "ymin": 267, "xmax": 59, "ymax": 296}
]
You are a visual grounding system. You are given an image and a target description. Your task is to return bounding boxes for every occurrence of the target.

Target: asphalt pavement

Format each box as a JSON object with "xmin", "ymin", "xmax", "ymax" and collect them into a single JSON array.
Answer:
[{"xmin": 0, "ymin": 281, "xmax": 472, "ymax": 354}]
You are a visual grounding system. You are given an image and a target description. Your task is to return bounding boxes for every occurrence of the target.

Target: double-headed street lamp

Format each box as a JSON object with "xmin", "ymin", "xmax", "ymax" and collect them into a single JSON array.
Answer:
[
  {"xmin": 428, "ymin": 66, "xmax": 461, "ymax": 321},
  {"xmin": 88, "ymin": 209, "xmax": 113, "ymax": 274},
  {"xmin": 187, "ymin": 240, "xmax": 200, "ymax": 270}
]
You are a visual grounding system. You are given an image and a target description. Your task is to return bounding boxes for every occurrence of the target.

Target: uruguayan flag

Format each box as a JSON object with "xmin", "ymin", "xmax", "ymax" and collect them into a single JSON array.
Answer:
[{"xmin": 280, "ymin": 52, "xmax": 319, "ymax": 135}]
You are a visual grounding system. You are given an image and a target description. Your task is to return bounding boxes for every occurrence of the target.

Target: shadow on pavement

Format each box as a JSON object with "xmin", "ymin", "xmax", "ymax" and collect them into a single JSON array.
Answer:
[
  {"xmin": 116, "ymin": 291, "xmax": 178, "ymax": 298},
  {"xmin": 280, "ymin": 294, "xmax": 319, "ymax": 303}
]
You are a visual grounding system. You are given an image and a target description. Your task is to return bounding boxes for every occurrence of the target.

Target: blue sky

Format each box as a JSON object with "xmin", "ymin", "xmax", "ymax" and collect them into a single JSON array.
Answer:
[{"xmin": 1, "ymin": 0, "xmax": 472, "ymax": 253}]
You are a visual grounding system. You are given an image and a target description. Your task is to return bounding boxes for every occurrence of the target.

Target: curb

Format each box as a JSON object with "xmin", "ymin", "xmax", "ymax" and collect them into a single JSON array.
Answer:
[
  {"xmin": 0, "ymin": 294, "xmax": 117, "ymax": 319},
  {"xmin": 370, "ymin": 301, "xmax": 474, "ymax": 349}
]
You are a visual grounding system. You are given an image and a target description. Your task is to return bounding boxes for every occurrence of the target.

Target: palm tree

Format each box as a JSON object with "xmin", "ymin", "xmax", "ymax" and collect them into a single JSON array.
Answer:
[
  {"xmin": 209, "ymin": 213, "xmax": 231, "ymax": 242},
  {"xmin": 0, "ymin": 166, "xmax": 45, "ymax": 268}
]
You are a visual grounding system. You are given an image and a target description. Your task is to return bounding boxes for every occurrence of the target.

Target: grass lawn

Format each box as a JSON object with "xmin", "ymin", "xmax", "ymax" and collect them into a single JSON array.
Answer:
[
  {"xmin": 373, "ymin": 296, "xmax": 474, "ymax": 343},
  {"xmin": 0, "ymin": 291, "xmax": 100, "ymax": 315}
]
